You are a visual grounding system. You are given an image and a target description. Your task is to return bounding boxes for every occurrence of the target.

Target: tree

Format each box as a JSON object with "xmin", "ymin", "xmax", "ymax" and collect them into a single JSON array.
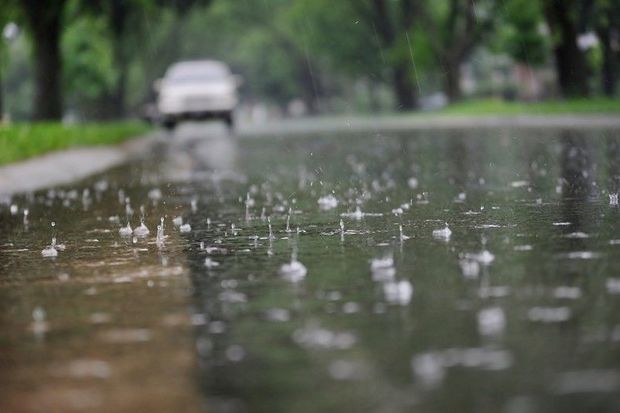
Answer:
[
  {"xmin": 101, "ymin": 0, "xmax": 132, "ymax": 118},
  {"xmin": 62, "ymin": 10, "xmax": 117, "ymax": 118},
  {"xmin": 588, "ymin": 0, "xmax": 619, "ymax": 96},
  {"xmin": 285, "ymin": 0, "xmax": 390, "ymax": 112},
  {"xmin": 499, "ymin": 0, "xmax": 549, "ymax": 67},
  {"xmin": 364, "ymin": 0, "xmax": 419, "ymax": 110},
  {"xmin": 421, "ymin": 0, "xmax": 497, "ymax": 102},
  {"xmin": 0, "ymin": 18, "xmax": 8, "ymax": 119},
  {"xmin": 542, "ymin": 0, "xmax": 590, "ymax": 97},
  {"xmin": 20, "ymin": 0, "xmax": 66, "ymax": 120},
  {"xmin": 64, "ymin": 0, "xmax": 212, "ymax": 119},
  {"xmin": 185, "ymin": 0, "xmax": 327, "ymax": 113},
  {"xmin": 99, "ymin": 0, "xmax": 213, "ymax": 118}
]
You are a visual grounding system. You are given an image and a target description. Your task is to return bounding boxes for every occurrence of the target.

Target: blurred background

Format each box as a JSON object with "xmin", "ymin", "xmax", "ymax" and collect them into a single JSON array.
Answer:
[{"xmin": 0, "ymin": 0, "xmax": 618, "ymax": 123}]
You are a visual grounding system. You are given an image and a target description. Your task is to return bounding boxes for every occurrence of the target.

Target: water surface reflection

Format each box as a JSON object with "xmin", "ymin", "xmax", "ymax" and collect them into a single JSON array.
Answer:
[
  {"xmin": 181, "ymin": 127, "xmax": 620, "ymax": 413},
  {"xmin": 2, "ymin": 126, "xmax": 620, "ymax": 413}
]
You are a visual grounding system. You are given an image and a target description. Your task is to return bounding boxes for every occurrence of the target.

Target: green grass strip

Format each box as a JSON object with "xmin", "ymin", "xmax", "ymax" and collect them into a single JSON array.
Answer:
[
  {"xmin": 439, "ymin": 98, "xmax": 620, "ymax": 116},
  {"xmin": 0, "ymin": 122, "xmax": 152, "ymax": 166}
]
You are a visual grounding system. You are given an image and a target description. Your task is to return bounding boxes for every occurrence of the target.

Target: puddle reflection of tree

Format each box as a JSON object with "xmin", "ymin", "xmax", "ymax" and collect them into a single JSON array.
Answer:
[
  {"xmin": 556, "ymin": 130, "xmax": 601, "ymax": 286},
  {"xmin": 559, "ymin": 130, "xmax": 595, "ymax": 239},
  {"xmin": 605, "ymin": 131, "xmax": 620, "ymax": 194}
]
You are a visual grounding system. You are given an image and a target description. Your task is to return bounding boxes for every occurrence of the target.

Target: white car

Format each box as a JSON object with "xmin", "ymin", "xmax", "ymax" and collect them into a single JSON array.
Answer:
[{"xmin": 156, "ymin": 60, "xmax": 240, "ymax": 129}]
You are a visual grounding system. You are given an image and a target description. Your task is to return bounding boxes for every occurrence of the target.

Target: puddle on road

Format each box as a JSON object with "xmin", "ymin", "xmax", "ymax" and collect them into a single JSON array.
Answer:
[
  {"xmin": 0, "ymin": 169, "xmax": 201, "ymax": 412},
  {"xmin": 3, "ymin": 125, "xmax": 620, "ymax": 412}
]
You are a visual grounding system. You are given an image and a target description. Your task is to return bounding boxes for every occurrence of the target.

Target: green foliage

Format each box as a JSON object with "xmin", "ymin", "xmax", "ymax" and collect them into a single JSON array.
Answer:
[
  {"xmin": 3, "ymin": 36, "xmax": 32, "ymax": 119},
  {"xmin": 439, "ymin": 97, "xmax": 620, "ymax": 115},
  {"xmin": 498, "ymin": 0, "xmax": 548, "ymax": 65},
  {"xmin": 286, "ymin": 0, "xmax": 385, "ymax": 78},
  {"xmin": 62, "ymin": 16, "xmax": 116, "ymax": 101},
  {"xmin": 2, "ymin": 0, "xmax": 618, "ymax": 120},
  {"xmin": 0, "ymin": 121, "xmax": 151, "ymax": 165}
]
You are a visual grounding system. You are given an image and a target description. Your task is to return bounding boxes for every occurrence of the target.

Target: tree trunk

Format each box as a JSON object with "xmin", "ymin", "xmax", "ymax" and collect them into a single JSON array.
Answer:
[
  {"xmin": 297, "ymin": 55, "xmax": 322, "ymax": 115},
  {"xmin": 23, "ymin": 0, "xmax": 66, "ymax": 121},
  {"xmin": 597, "ymin": 27, "xmax": 617, "ymax": 97},
  {"xmin": 367, "ymin": 80, "xmax": 381, "ymax": 113},
  {"xmin": 110, "ymin": 66, "xmax": 127, "ymax": 118},
  {"xmin": 444, "ymin": 59, "xmax": 462, "ymax": 102},
  {"xmin": 370, "ymin": 0, "xmax": 418, "ymax": 110},
  {"xmin": 543, "ymin": 0, "xmax": 590, "ymax": 97},
  {"xmin": 393, "ymin": 64, "xmax": 415, "ymax": 111},
  {"xmin": 109, "ymin": 0, "xmax": 127, "ymax": 118}
]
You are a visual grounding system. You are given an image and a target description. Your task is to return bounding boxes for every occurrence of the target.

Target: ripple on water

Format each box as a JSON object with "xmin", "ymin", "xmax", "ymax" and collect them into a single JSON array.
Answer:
[
  {"xmin": 204, "ymin": 258, "xmax": 220, "ymax": 269},
  {"xmin": 328, "ymin": 359, "xmax": 369, "ymax": 381},
  {"xmin": 99, "ymin": 328, "xmax": 152, "ymax": 343},
  {"xmin": 474, "ymin": 224, "xmax": 503, "ymax": 229},
  {"xmin": 278, "ymin": 259, "xmax": 307, "ymax": 282},
  {"xmin": 606, "ymin": 278, "xmax": 620, "ymax": 294},
  {"xmin": 559, "ymin": 251, "xmax": 602, "ymax": 260},
  {"xmin": 370, "ymin": 256, "xmax": 394, "ymax": 271},
  {"xmin": 477, "ymin": 307, "xmax": 506, "ymax": 336},
  {"xmin": 459, "ymin": 258, "xmax": 480, "ymax": 279},
  {"xmin": 552, "ymin": 286, "xmax": 582, "ymax": 300},
  {"xmin": 432, "ymin": 223, "xmax": 452, "ymax": 240},
  {"xmin": 479, "ymin": 286, "xmax": 511, "ymax": 299},
  {"xmin": 528, "ymin": 306, "xmax": 571, "ymax": 323},
  {"xmin": 264, "ymin": 308, "xmax": 291, "ymax": 322},
  {"xmin": 51, "ymin": 359, "xmax": 112, "ymax": 379},
  {"xmin": 564, "ymin": 232, "xmax": 589, "ymax": 239},
  {"xmin": 292, "ymin": 322, "xmax": 356, "ymax": 350},
  {"xmin": 317, "ymin": 194, "xmax": 338, "ymax": 210},
  {"xmin": 552, "ymin": 370, "xmax": 620, "ymax": 394},
  {"xmin": 412, "ymin": 347, "xmax": 513, "ymax": 387},
  {"xmin": 383, "ymin": 280, "xmax": 413, "ymax": 305}
]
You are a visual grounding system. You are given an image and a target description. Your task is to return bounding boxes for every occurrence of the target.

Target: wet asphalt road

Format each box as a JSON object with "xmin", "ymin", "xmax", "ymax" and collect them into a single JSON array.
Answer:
[{"xmin": 2, "ymin": 121, "xmax": 620, "ymax": 413}]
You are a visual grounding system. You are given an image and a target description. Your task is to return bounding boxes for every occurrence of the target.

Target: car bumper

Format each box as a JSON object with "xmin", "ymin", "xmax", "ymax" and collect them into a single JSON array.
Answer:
[
  {"xmin": 158, "ymin": 97, "xmax": 237, "ymax": 115},
  {"xmin": 161, "ymin": 110, "xmax": 232, "ymax": 121}
]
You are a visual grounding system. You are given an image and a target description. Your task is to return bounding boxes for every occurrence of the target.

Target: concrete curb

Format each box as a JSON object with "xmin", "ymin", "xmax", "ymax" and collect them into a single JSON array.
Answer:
[
  {"xmin": 237, "ymin": 114, "xmax": 620, "ymax": 137},
  {"xmin": 0, "ymin": 132, "xmax": 164, "ymax": 196}
]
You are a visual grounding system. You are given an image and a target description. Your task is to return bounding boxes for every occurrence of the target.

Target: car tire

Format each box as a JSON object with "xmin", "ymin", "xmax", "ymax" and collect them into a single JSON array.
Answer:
[
  {"xmin": 163, "ymin": 119, "xmax": 177, "ymax": 131},
  {"xmin": 224, "ymin": 113, "xmax": 234, "ymax": 130}
]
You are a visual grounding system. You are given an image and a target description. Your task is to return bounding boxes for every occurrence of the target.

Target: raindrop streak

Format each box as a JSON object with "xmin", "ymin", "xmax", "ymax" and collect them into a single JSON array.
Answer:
[
  {"xmin": 268, "ymin": 217, "xmax": 274, "ymax": 240},
  {"xmin": 399, "ymin": 225, "xmax": 410, "ymax": 241},
  {"xmin": 41, "ymin": 221, "xmax": 60, "ymax": 257},
  {"xmin": 405, "ymin": 32, "xmax": 422, "ymax": 95},
  {"xmin": 286, "ymin": 208, "xmax": 292, "ymax": 233},
  {"xmin": 156, "ymin": 217, "xmax": 166, "ymax": 246}
]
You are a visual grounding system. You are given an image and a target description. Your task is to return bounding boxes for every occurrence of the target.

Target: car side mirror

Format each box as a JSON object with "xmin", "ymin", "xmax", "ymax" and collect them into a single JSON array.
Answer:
[{"xmin": 153, "ymin": 78, "xmax": 163, "ymax": 93}]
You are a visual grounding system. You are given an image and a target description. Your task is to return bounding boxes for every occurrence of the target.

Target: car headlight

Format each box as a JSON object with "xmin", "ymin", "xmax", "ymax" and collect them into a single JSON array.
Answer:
[{"xmin": 158, "ymin": 94, "xmax": 182, "ymax": 111}]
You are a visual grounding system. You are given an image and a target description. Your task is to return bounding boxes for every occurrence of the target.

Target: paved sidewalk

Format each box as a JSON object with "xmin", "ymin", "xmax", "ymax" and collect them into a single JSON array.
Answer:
[{"xmin": 0, "ymin": 133, "xmax": 163, "ymax": 196}]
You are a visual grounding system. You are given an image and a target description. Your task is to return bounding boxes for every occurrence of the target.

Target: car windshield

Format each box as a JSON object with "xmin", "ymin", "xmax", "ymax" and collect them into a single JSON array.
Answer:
[{"xmin": 166, "ymin": 63, "xmax": 229, "ymax": 83}]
